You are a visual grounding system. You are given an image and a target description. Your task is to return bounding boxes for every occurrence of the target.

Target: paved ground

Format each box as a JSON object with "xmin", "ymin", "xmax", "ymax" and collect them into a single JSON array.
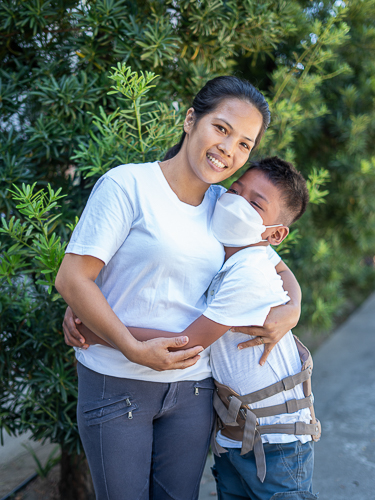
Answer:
[
  {"xmin": 199, "ymin": 292, "xmax": 375, "ymax": 499},
  {"xmin": 1, "ymin": 293, "xmax": 375, "ymax": 499},
  {"xmin": 0, "ymin": 431, "xmax": 56, "ymax": 498}
]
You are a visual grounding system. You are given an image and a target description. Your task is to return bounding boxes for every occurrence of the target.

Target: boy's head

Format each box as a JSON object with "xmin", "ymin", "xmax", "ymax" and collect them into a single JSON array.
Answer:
[{"xmin": 225, "ymin": 156, "xmax": 309, "ymax": 246}]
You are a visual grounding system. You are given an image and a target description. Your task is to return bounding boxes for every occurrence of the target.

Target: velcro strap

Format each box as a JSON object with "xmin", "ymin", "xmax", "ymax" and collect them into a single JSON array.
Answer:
[
  {"xmin": 241, "ymin": 408, "xmax": 257, "ymax": 454},
  {"xmin": 213, "ymin": 392, "xmax": 241, "ymax": 426},
  {"xmin": 211, "ymin": 416, "xmax": 229, "ymax": 457},
  {"xmin": 241, "ymin": 427, "xmax": 266, "ymax": 483},
  {"xmin": 250, "ymin": 395, "xmax": 313, "ymax": 418},
  {"xmin": 239, "ymin": 369, "xmax": 311, "ymax": 405},
  {"xmin": 227, "ymin": 396, "xmax": 242, "ymax": 425},
  {"xmin": 239, "ymin": 412, "xmax": 267, "ymax": 483},
  {"xmin": 253, "ymin": 431, "xmax": 266, "ymax": 483},
  {"xmin": 257, "ymin": 421, "xmax": 320, "ymax": 436}
]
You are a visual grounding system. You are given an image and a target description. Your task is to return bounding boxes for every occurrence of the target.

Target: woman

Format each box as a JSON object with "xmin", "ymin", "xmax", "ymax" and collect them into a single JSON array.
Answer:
[{"xmin": 56, "ymin": 76, "xmax": 301, "ymax": 500}]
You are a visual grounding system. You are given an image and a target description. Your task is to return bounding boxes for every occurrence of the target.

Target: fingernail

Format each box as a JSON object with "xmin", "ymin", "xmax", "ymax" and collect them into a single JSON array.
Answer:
[
  {"xmin": 80, "ymin": 338, "xmax": 85, "ymax": 343},
  {"xmin": 182, "ymin": 336, "xmax": 188, "ymax": 343},
  {"xmin": 260, "ymin": 361, "xmax": 264, "ymax": 366},
  {"xmin": 238, "ymin": 345, "xmax": 243, "ymax": 350}
]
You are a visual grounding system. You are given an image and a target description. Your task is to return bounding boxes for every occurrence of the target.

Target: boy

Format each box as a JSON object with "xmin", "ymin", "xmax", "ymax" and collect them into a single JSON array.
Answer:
[
  {"xmin": 205, "ymin": 157, "xmax": 320, "ymax": 500},
  {"xmin": 74, "ymin": 156, "xmax": 320, "ymax": 498}
]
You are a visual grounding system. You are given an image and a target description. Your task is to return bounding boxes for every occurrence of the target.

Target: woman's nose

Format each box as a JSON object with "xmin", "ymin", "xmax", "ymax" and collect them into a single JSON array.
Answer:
[{"xmin": 218, "ymin": 138, "xmax": 235, "ymax": 157}]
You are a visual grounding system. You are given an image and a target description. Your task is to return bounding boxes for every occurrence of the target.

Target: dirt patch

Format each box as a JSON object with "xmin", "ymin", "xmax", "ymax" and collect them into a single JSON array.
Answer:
[{"xmin": 6, "ymin": 465, "xmax": 59, "ymax": 500}]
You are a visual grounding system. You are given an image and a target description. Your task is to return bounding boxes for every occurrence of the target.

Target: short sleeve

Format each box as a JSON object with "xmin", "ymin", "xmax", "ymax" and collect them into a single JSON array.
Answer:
[
  {"xmin": 203, "ymin": 267, "xmax": 281, "ymax": 327},
  {"xmin": 267, "ymin": 246, "xmax": 281, "ymax": 266},
  {"xmin": 66, "ymin": 176, "xmax": 134, "ymax": 265}
]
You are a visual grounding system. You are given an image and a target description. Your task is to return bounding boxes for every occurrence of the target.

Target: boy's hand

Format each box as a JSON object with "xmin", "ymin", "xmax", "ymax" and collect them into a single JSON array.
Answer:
[
  {"xmin": 63, "ymin": 306, "xmax": 89, "ymax": 349},
  {"xmin": 234, "ymin": 328, "xmax": 277, "ymax": 365},
  {"xmin": 234, "ymin": 300, "xmax": 300, "ymax": 365}
]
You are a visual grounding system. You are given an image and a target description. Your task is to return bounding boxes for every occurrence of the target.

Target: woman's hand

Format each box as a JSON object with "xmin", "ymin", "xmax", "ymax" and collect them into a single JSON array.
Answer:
[
  {"xmin": 129, "ymin": 337, "xmax": 204, "ymax": 371},
  {"xmin": 234, "ymin": 300, "xmax": 301, "ymax": 365}
]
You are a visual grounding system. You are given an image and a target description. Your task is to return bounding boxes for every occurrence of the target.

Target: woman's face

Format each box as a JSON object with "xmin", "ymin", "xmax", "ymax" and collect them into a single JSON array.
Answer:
[{"xmin": 183, "ymin": 98, "xmax": 264, "ymax": 186}]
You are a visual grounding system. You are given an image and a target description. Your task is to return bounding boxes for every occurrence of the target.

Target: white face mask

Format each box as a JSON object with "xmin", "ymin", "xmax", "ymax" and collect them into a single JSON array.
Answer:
[{"xmin": 212, "ymin": 192, "xmax": 282, "ymax": 247}]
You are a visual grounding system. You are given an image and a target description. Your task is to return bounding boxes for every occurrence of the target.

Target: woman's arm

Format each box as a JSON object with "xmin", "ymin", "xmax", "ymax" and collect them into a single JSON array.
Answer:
[
  {"xmin": 56, "ymin": 253, "xmax": 204, "ymax": 371},
  {"xmin": 234, "ymin": 260, "xmax": 301, "ymax": 365}
]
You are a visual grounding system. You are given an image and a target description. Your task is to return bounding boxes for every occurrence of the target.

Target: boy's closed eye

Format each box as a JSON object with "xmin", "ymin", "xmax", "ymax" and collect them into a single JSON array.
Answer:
[{"xmin": 227, "ymin": 188, "xmax": 263, "ymax": 211}]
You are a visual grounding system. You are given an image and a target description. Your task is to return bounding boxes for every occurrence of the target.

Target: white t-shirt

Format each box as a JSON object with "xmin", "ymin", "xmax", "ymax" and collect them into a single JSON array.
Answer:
[
  {"xmin": 67, "ymin": 162, "xmax": 225, "ymax": 382},
  {"xmin": 205, "ymin": 246, "xmax": 311, "ymax": 446},
  {"xmin": 66, "ymin": 161, "xmax": 281, "ymax": 382}
]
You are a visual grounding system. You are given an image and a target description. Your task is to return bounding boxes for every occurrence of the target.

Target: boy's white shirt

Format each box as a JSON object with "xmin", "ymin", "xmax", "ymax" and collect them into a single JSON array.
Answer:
[{"xmin": 204, "ymin": 246, "xmax": 311, "ymax": 447}]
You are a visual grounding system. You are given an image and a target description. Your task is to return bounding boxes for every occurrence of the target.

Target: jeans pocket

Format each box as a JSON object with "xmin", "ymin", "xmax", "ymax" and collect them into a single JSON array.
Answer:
[
  {"xmin": 82, "ymin": 393, "xmax": 137, "ymax": 426},
  {"xmin": 270, "ymin": 491, "xmax": 318, "ymax": 499}
]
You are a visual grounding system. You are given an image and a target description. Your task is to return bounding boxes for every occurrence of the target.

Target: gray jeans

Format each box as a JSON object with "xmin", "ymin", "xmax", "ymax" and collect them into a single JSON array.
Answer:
[{"xmin": 77, "ymin": 362, "xmax": 215, "ymax": 500}]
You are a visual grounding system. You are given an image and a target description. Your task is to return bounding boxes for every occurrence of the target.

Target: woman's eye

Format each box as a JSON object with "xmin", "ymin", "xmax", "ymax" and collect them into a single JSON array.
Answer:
[
  {"xmin": 227, "ymin": 188, "xmax": 238, "ymax": 195},
  {"xmin": 216, "ymin": 125, "xmax": 226, "ymax": 133},
  {"xmin": 241, "ymin": 142, "xmax": 250, "ymax": 150}
]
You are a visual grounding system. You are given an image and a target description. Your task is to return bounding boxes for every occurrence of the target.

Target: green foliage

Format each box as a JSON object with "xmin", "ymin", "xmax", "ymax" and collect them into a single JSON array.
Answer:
[
  {"xmin": 22, "ymin": 443, "xmax": 61, "ymax": 478},
  {"xmin": 0, "ymin": 275, "xmax": 79, "ymax": 453},
  {"xmin": 73, "ymin": 64, "xmax": 183, "ymax": 180},
  {"xmin": 0, "ymin": 183, "xmax": 69, "ymax": 295},
  {"xmin": 0, "ymin": 184, "xmax": 80, "ymax": 456}
]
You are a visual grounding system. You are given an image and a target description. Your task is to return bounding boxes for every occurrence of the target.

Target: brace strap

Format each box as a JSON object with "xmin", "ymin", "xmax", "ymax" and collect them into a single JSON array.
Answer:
[
  {"xmin": 234, "ymin": 368, "xmax": 312, "ymax": 405},
  {"xmin": 212, "ymin": 336, "xmax": 321, "ymax": 483}
]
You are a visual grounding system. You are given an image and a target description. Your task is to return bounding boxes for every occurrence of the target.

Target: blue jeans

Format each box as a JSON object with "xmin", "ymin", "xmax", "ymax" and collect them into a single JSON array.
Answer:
[
  {"xmin": 212, "ymin": 440, "xmax": 318, "ymax": 500},
  {"xmin": 77, "ymin": 362, "xmax": 215, "ymax": 500}
]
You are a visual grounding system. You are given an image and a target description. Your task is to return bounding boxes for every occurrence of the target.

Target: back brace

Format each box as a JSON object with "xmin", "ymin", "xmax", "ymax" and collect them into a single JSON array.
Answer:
[{"xmin": 211, "ymin": 335, "xmax": 321, "ymax": 483}]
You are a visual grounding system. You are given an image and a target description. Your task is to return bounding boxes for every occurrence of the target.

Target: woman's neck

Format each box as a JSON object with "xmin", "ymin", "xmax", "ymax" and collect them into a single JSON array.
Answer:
[{"xmin": 159, "ymin": 154, "xmax": 210, "ymax": 207}]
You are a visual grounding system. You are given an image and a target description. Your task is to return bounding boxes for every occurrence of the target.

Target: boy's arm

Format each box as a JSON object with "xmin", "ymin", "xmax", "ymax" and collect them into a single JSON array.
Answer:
[
  {"xmin": 129, "ymin": 316, "xmax": 230, "ymax": 350},
  {"xmin": 77, "ymin": 316, "xmax": 230, "ymax": 350},
  {"xmin": 233, "ymin": 260, "xmax": 301, "ymax": 364}
]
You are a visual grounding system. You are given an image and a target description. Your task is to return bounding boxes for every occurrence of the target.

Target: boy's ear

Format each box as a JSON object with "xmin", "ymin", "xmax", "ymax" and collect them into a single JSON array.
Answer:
[
  {"xmin": 267, "ymin": 226, "xmax": 289, "ymax": 246},
  {"xmin": 184, "ymin": 107, "xmax": 196, "ymax": 133}
]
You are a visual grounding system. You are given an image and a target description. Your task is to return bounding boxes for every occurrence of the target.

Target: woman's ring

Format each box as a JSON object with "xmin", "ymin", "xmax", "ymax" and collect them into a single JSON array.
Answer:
[{"xmin": 259, "ymin": 337, "xmax": 265, "ymax": 345}]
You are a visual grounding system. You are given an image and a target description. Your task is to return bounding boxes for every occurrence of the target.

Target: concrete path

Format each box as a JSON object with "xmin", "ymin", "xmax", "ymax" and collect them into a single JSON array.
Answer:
[
  {"xmin": 199, "ymin": 292, "xmax": 375, "ymax": 499},
  {"xmin": 0, "ymin": 431, "xmax": 56, "ymax": 498},
  {"xmin": 311, "ymin": 292, "xmax": 375, "ymax": 499},
  {"xmin": 1, "ymin": 294, "xmax": 374, "ymax": 499}
]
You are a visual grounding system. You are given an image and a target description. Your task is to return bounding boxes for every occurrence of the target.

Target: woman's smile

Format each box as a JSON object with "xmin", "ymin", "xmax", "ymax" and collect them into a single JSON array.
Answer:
[{"xmin": 206, "ymin": 152, "xmax": 228, "ymax": 171}]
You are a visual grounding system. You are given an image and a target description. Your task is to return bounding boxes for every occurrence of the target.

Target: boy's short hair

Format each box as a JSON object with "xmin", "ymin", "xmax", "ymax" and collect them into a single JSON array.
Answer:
[{"xmin": 247, "ymin": 156, "xmax": 309, "ymax": 225}]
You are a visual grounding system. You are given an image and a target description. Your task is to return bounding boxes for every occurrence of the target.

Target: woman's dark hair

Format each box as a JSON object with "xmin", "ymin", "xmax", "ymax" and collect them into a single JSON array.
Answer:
[{"xmin": 163, "ymin": 76, "xmax": 270, "ymax": 160}]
